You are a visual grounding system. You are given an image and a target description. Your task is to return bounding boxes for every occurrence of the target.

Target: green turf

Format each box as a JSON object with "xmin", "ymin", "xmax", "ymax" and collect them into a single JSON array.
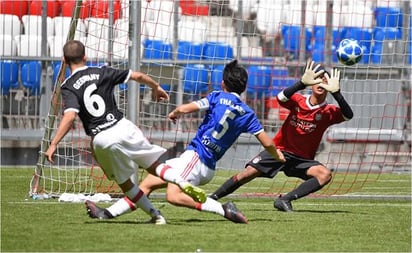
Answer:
[{"xmin": 1, "ymin": 167, "xmax": 410, "ymax": 252}]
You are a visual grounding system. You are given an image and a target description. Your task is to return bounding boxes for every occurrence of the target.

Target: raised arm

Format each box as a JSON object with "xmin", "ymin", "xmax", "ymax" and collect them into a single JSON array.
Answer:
[
  {"xmin": 130, "ymin": 71, "xmax": 169, "ymax": 102},
  {"xmin": 318, "ymin": 68, "xmax": 354, "ymax": 120},
  {"xmin": 168, "ymin": 102, "xmax": 201, "ymax": 124}
]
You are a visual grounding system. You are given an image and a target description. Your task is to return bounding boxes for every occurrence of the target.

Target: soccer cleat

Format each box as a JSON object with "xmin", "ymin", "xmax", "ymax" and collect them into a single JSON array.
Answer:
[
  {"xmin": 85, "ymin": 200, "xmax": 114, "ymax": 219},
  {"xmin": 147, "ymin": 213, "xmax": 167, "ymax": 225},
  {"xmin": 274, "ymin": 198, "xmax": 293, "ymax": 212},
  {"xmin": 222, "ymin": 201, "xmax": 248, "ymax": 224},
  {"xmin": 180, "ymin": 182, "xmax": 207, "ymax": 203}
]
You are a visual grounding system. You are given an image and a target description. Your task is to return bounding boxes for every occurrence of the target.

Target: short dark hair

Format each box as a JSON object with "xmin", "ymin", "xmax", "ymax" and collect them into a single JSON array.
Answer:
[
  {"xmin": 223, "ymin": 60, "xmax": 248, "ymax": 95},
  {"xmin": 63, "ymin": 40, "xmax": 85, "ymax": 65}
]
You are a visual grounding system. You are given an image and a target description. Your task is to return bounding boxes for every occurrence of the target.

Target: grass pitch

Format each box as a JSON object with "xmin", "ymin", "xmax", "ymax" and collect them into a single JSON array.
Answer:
[{"xmin": 1, "ymin": 167, "xmax": 410, "ymax": 252}]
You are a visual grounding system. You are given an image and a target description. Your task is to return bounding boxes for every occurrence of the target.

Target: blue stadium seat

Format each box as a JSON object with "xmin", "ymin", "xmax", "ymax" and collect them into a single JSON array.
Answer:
[
  {"xmin": 247, "ymin": 65, "xmax": 271, "ymax": 98},
  {"xmin": 282, "ymin": 25, "xmax": 312, "ymax": 60},
  {"xmin": 374, "ymin": 7, "xmax": 403, "ymax": 29},
  {"xmin": 144, "ymin": 39, "xmax": 173, "ymax": 59},
  {"xmin": 312, "ymin": 26, "xmax": 341, "ymax": 63},
  {"xmin": 52, "ymin": 62, "xmax": 71, "ymax": 84},
  {"xmin": 183, "ymin": 64, "xmax": 208, "ymax": 94},
  {"xmin": 177, "ymin": 41, "xmax": 203, "ymax": 60},
  {"xmin": 271, "ymin": 77, "xmax": 296, "ymax": 97},
  {"xmin": 210, "ymin": 65, "xmax": 224, "ymax": 91},
  {"xmin": 203, "ymin": 42, "xmax": 233, "ymax": 62},
  {"xmin": 0, "ymin": 60, "xmax": 19, "ymax": 95},
  {"xmin": 21, "ymin": 61, "xmax": 41, "ymax": 95}
]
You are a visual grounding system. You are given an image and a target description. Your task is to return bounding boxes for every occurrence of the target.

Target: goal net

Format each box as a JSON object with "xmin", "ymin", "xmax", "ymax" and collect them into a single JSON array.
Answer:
[{"xmin": 30, "ymin": 0, "xmax": 411, "ymax": 199}]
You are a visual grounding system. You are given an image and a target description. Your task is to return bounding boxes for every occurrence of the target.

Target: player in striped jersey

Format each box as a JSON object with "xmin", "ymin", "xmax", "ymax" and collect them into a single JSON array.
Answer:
[
  {"xmin": 89, "ymin": 60, "xmax": 286, "ymax": 223},
  {"xmin": 209, "ymin": 60, "xmax": 354, "ymax": 212}
]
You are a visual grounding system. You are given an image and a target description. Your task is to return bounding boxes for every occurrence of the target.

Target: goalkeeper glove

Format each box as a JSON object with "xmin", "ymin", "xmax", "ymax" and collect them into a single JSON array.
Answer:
[
  {"xmin": 319, "ymin": 68, "xmax": 341, "ymax": 93},
  {"xmin": 301, "ymin": 60, "xmax": 325, "ymax": 86}
]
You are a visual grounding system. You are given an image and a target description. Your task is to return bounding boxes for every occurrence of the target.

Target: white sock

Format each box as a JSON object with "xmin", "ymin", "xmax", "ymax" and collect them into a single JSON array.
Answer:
[
  {"xmin": 197, "ymin": 197, "xmax": 224, "ymax": 216},
  {"xmin": 155, "ymin": 163, "xmax": 184, "ymax": 185},
  {"xmin": 106, "ymin": 197, "xmax": 135, "ymax": 217},
  {"xmin": 125, "ymin": 185, "xmax": 159, "ymax": 217}
]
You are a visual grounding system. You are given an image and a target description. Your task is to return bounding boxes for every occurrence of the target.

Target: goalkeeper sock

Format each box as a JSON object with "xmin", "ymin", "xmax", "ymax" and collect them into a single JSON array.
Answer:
[
  {"xmin": 106, "ymin": 197, "xmax": 136, "ymax": 217},
  {"xmin": 281, "ymin": 177, "xmax": 322, "ymax": 201},
  {"xmin": 210, "ymin": 175, "xmax": 241, "ymax": 200},
  {"xmin": 126, "ymin": 185, "xmax": 159, "ymax": 217},
  {"xmin": 194, "ymin": 197, "xmax": 225, "ymax": 216}
]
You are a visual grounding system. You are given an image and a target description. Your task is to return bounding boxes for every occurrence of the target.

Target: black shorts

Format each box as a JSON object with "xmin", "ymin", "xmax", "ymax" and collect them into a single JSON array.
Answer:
[{"xmin": 246, "ymin": 150, "xmax": 323, "ymax": 180}]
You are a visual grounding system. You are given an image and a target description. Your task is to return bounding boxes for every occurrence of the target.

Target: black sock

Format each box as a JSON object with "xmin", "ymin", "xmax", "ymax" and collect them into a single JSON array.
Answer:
[
  {"xmin": 210, "ymin": 176, "xmax": 242, "ymax": 200},
  {"xmin": 281, "ymin": 177, "xmax": 322, "ymax": 201}
]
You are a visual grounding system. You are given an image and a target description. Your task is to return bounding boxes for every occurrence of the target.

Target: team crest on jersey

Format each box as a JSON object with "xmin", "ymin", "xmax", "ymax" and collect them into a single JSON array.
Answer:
[
  {"xmin": 315, "ymin": 113, "xmax": 322, "ymax": 121},
  {"xmin": 252, "ymin": 156, "xmax": 261, "ymax": 164}
]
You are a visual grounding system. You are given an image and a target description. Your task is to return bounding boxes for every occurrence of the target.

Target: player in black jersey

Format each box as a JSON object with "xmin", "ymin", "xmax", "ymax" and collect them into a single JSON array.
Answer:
[{"xmin": 45, "ymin": 40, "xmax": 204, "ymax": 224}]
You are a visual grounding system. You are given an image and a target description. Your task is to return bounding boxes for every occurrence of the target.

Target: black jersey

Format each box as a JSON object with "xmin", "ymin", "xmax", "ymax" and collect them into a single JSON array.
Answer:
[{"xmin": 61, "ymin": 65, "xmax": 132, "ymax": 136}]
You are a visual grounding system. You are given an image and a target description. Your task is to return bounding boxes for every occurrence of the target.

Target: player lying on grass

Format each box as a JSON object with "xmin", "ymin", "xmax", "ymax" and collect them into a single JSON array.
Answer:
[
  {"xmin": 86, "ymin": 60, "xmax": 286, "ymax": 224},
  {"xmin": 209, "ymin": 60, "xmax": 354, "ymax": 212},
  {"xmin": 45, "ymin": 40, "xmax": 206, "ymax": 225}
]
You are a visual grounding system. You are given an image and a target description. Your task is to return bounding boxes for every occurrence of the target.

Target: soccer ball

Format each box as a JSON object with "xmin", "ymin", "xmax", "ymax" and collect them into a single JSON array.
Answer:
[{"xmin": 336, "ymin": 39, "xmax": 364, "ymax": 66}]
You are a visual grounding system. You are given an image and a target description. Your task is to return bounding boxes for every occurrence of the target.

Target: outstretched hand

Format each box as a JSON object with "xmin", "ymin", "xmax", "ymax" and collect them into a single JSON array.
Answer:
[
  {"xmin": 301, "ymin": 60, "xmax": 325, "ymax": 86},
  {"xmin": 152, "ymin": 86, "xmax": 170, "ymax": 102},
  {"xmin": 319, "ymin": 68, "xmax": 341, "ymax": 93}
]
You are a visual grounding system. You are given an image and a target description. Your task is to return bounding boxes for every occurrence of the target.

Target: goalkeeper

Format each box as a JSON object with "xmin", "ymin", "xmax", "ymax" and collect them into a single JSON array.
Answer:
[
  {"xmin": 86, "ymin": 59, "xmax": 286, "ymax": 224},
  {"xmin": 210, "ymin": 60, "xmax": 354, "ymax": 212}
]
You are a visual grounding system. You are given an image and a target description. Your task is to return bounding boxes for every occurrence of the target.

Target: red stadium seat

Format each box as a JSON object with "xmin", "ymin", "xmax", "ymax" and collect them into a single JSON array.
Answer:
[
  {"xmin": 0, "ymin": 0, "xmax": 29, "ymax": 19},
  {"xmin": 29, "ymin": 0, "xmax": 61, "ymax": 18},
  {"xmin": 91, "ymin": 0, "xmax": 121, "ymax": 20},
  {"xmin": 61, "ymin": 0, "xmax": 91, "ymax": 19}
]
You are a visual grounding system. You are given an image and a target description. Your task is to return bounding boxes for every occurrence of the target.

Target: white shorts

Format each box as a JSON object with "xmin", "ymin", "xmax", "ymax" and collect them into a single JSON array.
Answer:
[
  {"xmin": 92, "ymin": 118, "xmax": 166, "ymax": 184},
  {"xmin": 165, "ymin": 150, "xmax": 215, "ymax": 186}
]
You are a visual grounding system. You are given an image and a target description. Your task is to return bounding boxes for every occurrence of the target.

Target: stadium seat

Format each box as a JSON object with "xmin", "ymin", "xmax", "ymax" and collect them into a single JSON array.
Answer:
[
  {"xmin": 282, "ymin": 25, "xmax": 312, "ymax": 60},
  {"xmin": 374, "ymin": 7, "xmax": 403, "ymax": 29},
  {"xmin": 177, "ymin": 41, "xmax": 203, "ymax": 60},
  {"xmin": 85, "ymin": 36, "xmax": 109, "ymax": 60},
  {"xmin": 90, "ymin": 0, "xmax": 121, "ymax": 21},
  {"xmin": 0, "ymin": 60, "xmax": 19, "ymax": 95},
  {"xmin": 48, "ymin": 35, "xmax": 65, "ymax": 57},
  {"xmin": 21, "ymin": 61, "xmax": 42, "ymax": 95},
  {"xmin": 178, "ymin": 20, "xmax": 207, "ymax": 43},
  {"xmin": 53, "ymin": 16, "xmax": 87, "ymax": 39},
  {"xmin": 210, "ymin": 65, "xmax": 224, "ymax": 91},
  {"xmin": 0, "ymin": 0, "xmax": 29, "ymax": 19},
  {"xmin": 0, "ymin": 14, "xmax": 22, "ymax": 37},
  {"xmin": 143, "ymin": 39, "xmax": 173, "ymax": 60},
  {"xmin": 112, "ymin": 37, "xmax": 131, "ymax": 60},
  {"xmin": 61, "ymin": 1, "xmax": 92, "ymax": 19},
  {"xmin": 247, "ymin": 65, "xmax": 271, "ymax": 98},
  {"xmin": 28, "ymin": 0, "xmax": 60, "ymax": 18},
  {"xmin": 183, "ymin": 64, "xmax": 208, "ymax": 94},
  {"xmin": 15, "ymin": 35, "xmax": 43, "ymax": 57},
  {"xmin": 203, "ymin": 42, "xmax": 234, "ymax": 62},
  {"xmin": 85, "ymin": 17, "xmax": 110, "ymax": 40},
  {"xmin": 21, "ymin": 15, "xmax": 54, "ymax": 37},
  {"xmin": 52, "ymin": 62, "xmax": 70, "ymax": 84},
  {"xmin": 0, "ymin": 34, "xmax": 17, "ymax": 56},
  {"xmin": 114, "ymin": 18, "xmax": 129, "ymax": 39}
]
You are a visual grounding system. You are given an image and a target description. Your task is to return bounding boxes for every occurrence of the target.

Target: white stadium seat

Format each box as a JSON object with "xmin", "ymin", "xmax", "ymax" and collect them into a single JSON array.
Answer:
[
  {"xmin": 0, "ymin": 34, "xmax": 17, "ymax": 56},
  {"xmin": 22, "ymin": 15, "xmax": 54, "ymax": 37},
  {"xmin": 15, "ymin": 34, "xmax": 43, "ymax": 57},
  {"xmin": 0, "ymin": 14, "xmax": 22, "ymax": 37}
]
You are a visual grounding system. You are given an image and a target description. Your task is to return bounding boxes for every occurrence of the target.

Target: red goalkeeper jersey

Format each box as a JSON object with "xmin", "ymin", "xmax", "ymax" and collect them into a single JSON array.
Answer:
[{"xmin": 273, "ymin": 93, "xmax": 345, "ymax": 159}]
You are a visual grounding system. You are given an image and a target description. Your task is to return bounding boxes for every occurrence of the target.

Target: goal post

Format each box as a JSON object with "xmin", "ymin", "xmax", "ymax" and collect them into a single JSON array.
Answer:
[{"xmin": 31, "ymin": 0, "xmax": 411, "ymax": 199}]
